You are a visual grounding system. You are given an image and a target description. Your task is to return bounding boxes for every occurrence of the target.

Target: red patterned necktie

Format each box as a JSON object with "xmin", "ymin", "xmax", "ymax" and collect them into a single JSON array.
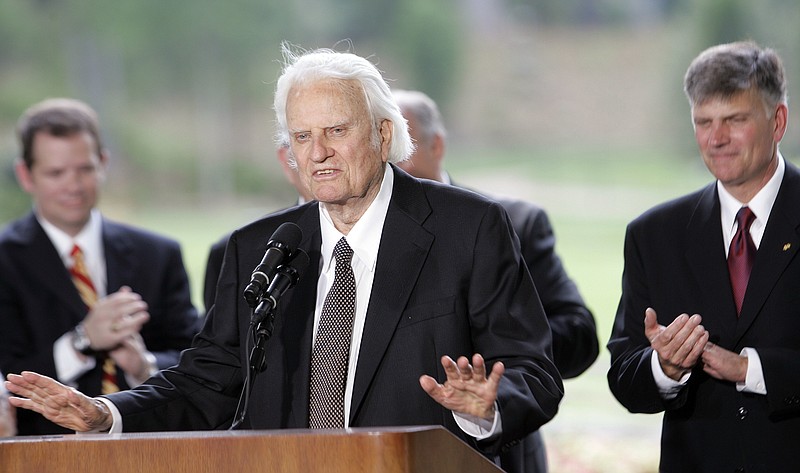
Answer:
[
  {"xmin": 727, "ymin": 207, "xmax": 756, "ymax": 316},
  {"xmin": 69, "ymin": 244, "xmax": 119, "ymax": 394}
]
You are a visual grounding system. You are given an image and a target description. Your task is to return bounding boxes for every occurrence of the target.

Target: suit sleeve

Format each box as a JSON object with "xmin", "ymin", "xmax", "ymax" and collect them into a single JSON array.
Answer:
[
  {"xmin": 469, "ymin": 203, "xmax": 564, "ymax": 452},
  {"xmin": 518, "ymin": 207, "xmax": 598, "ymax": 378},
  {"xmin": 607, "ymin": 223, "xmax": 681, "ymax": 413},
  {"xmin": 203, "ymin": 237, "xmax": 228, "ymax": 313},
  {"xmin": 139, "ymin": 240, "xmax": 201, "ymax": 370}
]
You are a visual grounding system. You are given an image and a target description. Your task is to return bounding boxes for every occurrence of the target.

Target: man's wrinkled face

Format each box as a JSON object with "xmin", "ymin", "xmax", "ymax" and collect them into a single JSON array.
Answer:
[{"xmin": 286, "ymin": 79, "xmax": 390, "ymax": 209}]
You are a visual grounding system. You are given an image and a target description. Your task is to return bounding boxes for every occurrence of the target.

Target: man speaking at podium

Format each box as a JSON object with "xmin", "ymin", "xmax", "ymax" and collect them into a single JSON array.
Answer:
[{"xmin": 6, "ymin": 44, "xmax": 562, "ymax": 468}]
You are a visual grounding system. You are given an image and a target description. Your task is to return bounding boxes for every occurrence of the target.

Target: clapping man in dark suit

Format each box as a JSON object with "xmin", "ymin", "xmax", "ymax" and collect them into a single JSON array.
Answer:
[
  {"xmin": 5, "ymin": 45, "xmax": 562, "ymax": 465},
  {"xmin": 393, "ymin": 89, "xmax": 598, "ymax": 473},
  {"xmin": 0, "ymin": 98, "xmax": 199, "ymax": 435},
  {"xmin": 607, "ymin": 41, "xmax": 800, "ymax": 472}
]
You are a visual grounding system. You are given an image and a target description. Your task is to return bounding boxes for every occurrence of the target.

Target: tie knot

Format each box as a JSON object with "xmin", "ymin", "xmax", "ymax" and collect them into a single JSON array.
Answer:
[
  {"xmin": 333, "ymin": 237, "xmax": 353, "ymax": 266},
  {"xmin": 736, "ymin": 207, "xmax": 756, "ymax": 232},
  {"xmin": 70, "ymin": 244, "xmax": 83, "ymax": 259}
]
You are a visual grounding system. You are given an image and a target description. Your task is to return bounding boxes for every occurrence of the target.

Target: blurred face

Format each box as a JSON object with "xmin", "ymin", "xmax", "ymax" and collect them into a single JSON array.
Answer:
[
  {"xmin": 691, "ymin": 88, "xmax": 787, "ymax": 201},
  {"xmin": 396, "ymin": 110, "xmax": 442, "ymax": 182},
  {"xmin": 286, "ymin": 79, "xmax": 391, "ymax": 215},
  {"xmin": 15, "ymin": 131, "xmax": 105, "ymax": 236}
]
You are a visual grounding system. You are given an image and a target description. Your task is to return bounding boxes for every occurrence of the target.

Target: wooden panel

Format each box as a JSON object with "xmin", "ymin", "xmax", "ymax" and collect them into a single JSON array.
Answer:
[{"xmin": 0, "ymin": 426, "xmax": 503, "ymax": 473}]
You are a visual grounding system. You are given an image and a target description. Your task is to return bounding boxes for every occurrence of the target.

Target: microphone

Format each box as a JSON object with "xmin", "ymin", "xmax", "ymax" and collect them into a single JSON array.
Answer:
[
  {"xmin": 243, "ymin": 222, "xmax": 303, "ymax": 308},
  {"xmin": 251, "ymin": 249, "xmax": 310, "ymax": 324}
]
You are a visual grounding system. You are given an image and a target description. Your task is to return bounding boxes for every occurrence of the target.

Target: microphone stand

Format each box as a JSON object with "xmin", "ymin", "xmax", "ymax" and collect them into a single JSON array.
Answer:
[
  {"xmin": 228, "ymin": 251, "xmax": 308, "ymax": 430},
  {"xmin": 230, "ymin": 301, "xmax": 276, "ymax": 430}
]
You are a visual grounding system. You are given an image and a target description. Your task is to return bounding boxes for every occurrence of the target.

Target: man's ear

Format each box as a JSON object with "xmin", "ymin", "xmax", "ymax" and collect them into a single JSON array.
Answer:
[
  {"xmin": 432, "ymin": 134, "xmax": 446, "ymax": 163},
  {"xmin": 14, "ymin": 158, "xmax": 34, "ymax": 194},
  {"xmin": 379, "ymin": 119, "xmax": 393, "ymax": 163},
  {"xmin": 96, "ymin": 149, "xmax": 110, "ymax": 182}
]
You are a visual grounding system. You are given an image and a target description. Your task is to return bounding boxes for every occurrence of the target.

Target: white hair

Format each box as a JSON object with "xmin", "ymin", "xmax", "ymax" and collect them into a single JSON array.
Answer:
[{"xmin": 273, "ymin": 42, "xmax": 413, "ymax": 164}]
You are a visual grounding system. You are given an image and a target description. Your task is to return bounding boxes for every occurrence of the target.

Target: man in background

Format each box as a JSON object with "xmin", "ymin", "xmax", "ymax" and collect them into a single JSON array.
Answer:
[
  {"xmin": 0, "ymin": 98, "xmax": 199, "ymax": 435},
  {"xmin": 203, "ymin": 144, "xmax": 313, "ymax": 313},
  {"xmin": 393, "ymin": 89, "xmax": 598, "ymax": 473},
  {"xmin": 607, "ymin": 41, "xmax": 800, "ymax": 472}
]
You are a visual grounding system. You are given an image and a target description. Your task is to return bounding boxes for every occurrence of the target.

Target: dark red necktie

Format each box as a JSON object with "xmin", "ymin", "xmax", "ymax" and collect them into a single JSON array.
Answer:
[{"xmin": 727, "ymin": 207, "xmax": 756, "ymax": 316}]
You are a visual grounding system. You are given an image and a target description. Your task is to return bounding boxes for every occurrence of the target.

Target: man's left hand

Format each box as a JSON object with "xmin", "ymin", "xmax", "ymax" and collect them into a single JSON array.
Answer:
[
  {"xmin": 701, "ymin": 342, "xmax": 747, "ymax": 382},
  {"xmin": 109, "ymin": 333, "xmax": 157, "ymax": 385},
  {"xmin": 419, "ymin": 353, "xmax": 504, "ymax": 421}
]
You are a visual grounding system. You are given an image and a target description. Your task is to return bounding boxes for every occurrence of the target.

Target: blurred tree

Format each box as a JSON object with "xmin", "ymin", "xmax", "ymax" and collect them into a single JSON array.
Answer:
[
  {"xmin": 385, "ymin": 0, "xmax": 465, "ymax": 114},
  {"xmin": 0, "ymin": 0, "xmax": 470, "ymax": 209},
  {"xmin": 693, "ymin": 0, "xmax": 758, "ymax": 46}
]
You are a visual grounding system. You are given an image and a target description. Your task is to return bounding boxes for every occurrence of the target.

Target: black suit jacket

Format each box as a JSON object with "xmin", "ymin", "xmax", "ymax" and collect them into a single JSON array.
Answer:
[
  {"xmin": 494, "ymin": 197, "xmax": 598, "ymax": 473},
  {"xmin": 496, "ymin": 197, "xmax": 598, "ymax": 379},
  {"xmin": 200, "ymin": 190, "xmax": 595, "ymax": 473},
  {"xmin": 0, "ymin": 213, "xmax": 200, "ymax": 435},
  {"xmin": 109, "ymin": 166, "xmax": 563, "ymax": 457},
  {"xmin": 203, "ymin": 200, "xmax": 306, "ymax": 314},
  {"xmin": 607, "ymin": 162, "xmax": 800, "ymax": 473}
]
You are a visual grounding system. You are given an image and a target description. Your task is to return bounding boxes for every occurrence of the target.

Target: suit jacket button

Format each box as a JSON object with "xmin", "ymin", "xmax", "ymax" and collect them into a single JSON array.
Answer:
[{"xmin": 737, "ymin": 407, "xmax": 748, "ymax": 419}]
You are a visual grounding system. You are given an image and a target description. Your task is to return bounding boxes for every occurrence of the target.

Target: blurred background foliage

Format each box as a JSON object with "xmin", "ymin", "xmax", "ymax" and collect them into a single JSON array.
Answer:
[{"xmin": 2, "ymin": 0, "xmax": 799, "ymax": 222}]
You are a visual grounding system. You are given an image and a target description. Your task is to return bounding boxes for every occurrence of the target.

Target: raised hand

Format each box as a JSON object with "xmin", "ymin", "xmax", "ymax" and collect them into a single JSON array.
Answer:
[
  {"xmin": 4, "ymin": 371, "xmax": 112, "ymax": 432},
  {"xmin": 419, "ymin": 353, "xmax": 504, "ymax": 421},
  {"xmin": 644, "ymin": 307, "xmax": 708, "ymax": 380},
  {"xmin": 82, "ymin": 286, "xmax": 150, "ymax": 352}
]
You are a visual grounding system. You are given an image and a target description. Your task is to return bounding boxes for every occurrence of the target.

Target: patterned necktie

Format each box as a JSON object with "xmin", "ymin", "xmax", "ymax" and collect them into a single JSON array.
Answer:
[
  {"xmin": 308, "ymin": 237, "xmax": 356, "ymax": 428},
  {"xmin": 69, "ymin": 244, "xmax": 119, "ymax": 394},
  {"xmin": 728, "ymin": 207, "xmax": 757, "ymax": 316}
]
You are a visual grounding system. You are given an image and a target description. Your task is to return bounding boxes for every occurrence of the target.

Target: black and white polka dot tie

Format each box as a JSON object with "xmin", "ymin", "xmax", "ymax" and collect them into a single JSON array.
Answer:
[{"xmin": 309, "ymin": 237, "xmax": 356, "ymax": 428}]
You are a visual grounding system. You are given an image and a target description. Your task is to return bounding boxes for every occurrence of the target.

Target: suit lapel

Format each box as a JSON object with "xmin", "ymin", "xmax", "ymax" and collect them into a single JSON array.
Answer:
[
  {"xmin": 15, "ymin": 213, "xmax": 87, "ymax": 321},
  {"xmin": 685, "ymin": 185, "xmax": 738, "ymax": 344},
  {"xmin": 281, "ymin": 204, "xmax": 323, "ymax": 428},
  {"xmin": 102, "ymin": 220, "xmax": 136, "ymax": 293},
  {"xmin": 735, "ymin": 163, "xmax": 800, "ymax": 343},
  {"xmin": 349, "ymin": 166, "xmax": 434, "ymax": 423}
]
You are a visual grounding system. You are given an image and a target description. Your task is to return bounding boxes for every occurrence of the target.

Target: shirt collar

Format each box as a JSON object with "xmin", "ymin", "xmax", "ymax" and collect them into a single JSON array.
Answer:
[
  {"xmin": 717, "ymin": 153, "xmax": 784, "ymax": 233},
  {"xmin": 318, "ymin": 165, "xmax": 394, "ymax": 273},
  {"xmin": 37, "ymin": 209, "xmax": 103, "ymax": 265}
]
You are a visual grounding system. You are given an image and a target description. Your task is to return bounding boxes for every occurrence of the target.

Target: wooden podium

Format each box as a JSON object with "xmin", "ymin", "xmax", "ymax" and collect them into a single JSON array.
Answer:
[{"xmin": 0, "ymin": 425, "xmax": 503, "ymax": 473}]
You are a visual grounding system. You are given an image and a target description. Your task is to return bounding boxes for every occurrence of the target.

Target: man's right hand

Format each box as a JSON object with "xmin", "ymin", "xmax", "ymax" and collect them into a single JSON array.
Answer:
[
  {"xmin": 4, "ymin": 371, "xmax": 112, "ymax": 432},
  {"xmin": 644, "ymin": 307, "xmax": 709, "ymax": 380},
  {"xmin": 82, "ymin": 286, "xmax": 150, "ymax": 352}
]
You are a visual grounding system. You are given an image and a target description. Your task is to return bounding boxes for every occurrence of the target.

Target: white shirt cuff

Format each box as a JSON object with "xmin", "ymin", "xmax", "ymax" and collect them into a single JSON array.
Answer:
[
  {"xmin": 453, "ymin": 403, "xmax": 502, "ymax": 440},
  {"xmin": 54, "ymin": 332, "xmax": 95, "ymax": 386},
  {"xmin": 651, "ymin": 349, "xmax": 690, "ymax": 399},
  {"xmin": 737, "ymin": 347, "xmax": 766, "ymax": 395},
  {"xmin": 96, "ymin": 397, "xmax": 123, "ymax": 434}
]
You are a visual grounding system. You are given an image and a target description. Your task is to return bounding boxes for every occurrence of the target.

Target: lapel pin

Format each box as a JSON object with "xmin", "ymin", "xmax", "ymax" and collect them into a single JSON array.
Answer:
[{"xmin": 783, "ymin": 243, "xmax": 792, "ymax": 251}]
